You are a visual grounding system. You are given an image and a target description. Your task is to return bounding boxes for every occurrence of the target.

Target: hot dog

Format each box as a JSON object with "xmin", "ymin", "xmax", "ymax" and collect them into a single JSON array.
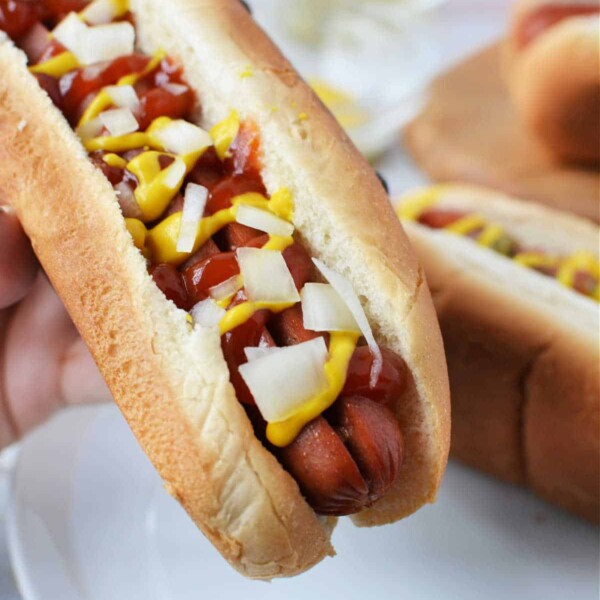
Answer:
[
  {"xmin": 504, "ymin": 0, "xmax": 600, "ymax": 164},
  {"xmin": 397, "ymin": 184, "xmax": 599, "ymax": 523},
  {"xmin": 0, "ymin": 0, "xmax": 450, "ymax": 578}
]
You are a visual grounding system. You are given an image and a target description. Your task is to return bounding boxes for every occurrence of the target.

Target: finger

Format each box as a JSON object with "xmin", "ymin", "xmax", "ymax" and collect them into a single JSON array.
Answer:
[
  {"xmin": 60, "ymin": 337, "xmax": 112, "ymax": 405},
  {"xmin": 2, "ymin": 274, "xmax": 77, "ymax": 437},
  {"xmin": 0, "ymin": 205, "xmax": 38, "ymax": 308}
]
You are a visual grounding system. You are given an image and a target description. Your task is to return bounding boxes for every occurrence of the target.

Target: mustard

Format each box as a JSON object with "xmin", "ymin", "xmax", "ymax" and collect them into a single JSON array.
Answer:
[
  {"xmin": 146, "ymin": 190, "xmax": 293, "ymax": 265},
  {"xmin": 399, "ymin": 186, "xmax": 600, "ymax": 302},
  {"xmin": 127, "ymin": 152, "xmax": 186, "ymax": 222},
  {"xmin": 513, "ymin": 251, "xmax": 558, "ymax": 270},
  {"xmin": 29, "ymin": 51, "xmax": 80, "ymax": 78},
  {"xmin": 218, "ymin": 300, "xmax": 296, "ymax": 335},
  {"xmin": 445, "ymin": 214, "xmax": 486, "ymax": 236},
  {"xmin": 124, "ymin": 218, "xmax": 147, "ymax": 250},
  {"xmin": 557, "ymin": 251, "xmax": 600, "ymax": 296},
  {"xmin": 395, "ymin": 186, "xmax": 445, "ymax": 221},
  {"xmin": 84, "ymin": 131, "xmax": 149, "ymax": 152},
  {"xmin": 103, "ymin": 153, "xmax": 128, "ymax": 169},
  {"xmin": 266, "ymin": 331, "xmax": 360, "ymax": 447},
  {"xmin": 262, "ymin": 235, "xmax": 294, "ymax": 252},
  {"xmin": 309, "ymin": 79, "xmax": 368, "ymax": 129},
  {"xmin": 210, "ymin": 110, "xmax": 240, "ymax": 160}
]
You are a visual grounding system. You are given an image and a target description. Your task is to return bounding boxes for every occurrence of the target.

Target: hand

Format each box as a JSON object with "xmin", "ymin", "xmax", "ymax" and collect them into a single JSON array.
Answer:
[{"xmin": 0, "ymin": 205, "xmax": 110, "ymax": 449}]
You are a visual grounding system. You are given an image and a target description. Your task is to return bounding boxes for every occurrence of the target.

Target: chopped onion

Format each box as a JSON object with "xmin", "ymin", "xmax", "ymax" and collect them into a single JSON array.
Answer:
[
  {"xmin": 76, "ymin": 116, "xmax": 103, "ymax": 140},
  {"xmin": 99, "ymin": 107, "xmax": 139, "ymax": 137},
  {"xmin": 176, "ymin": 183, "xmax": 208, "ymax": 253},
  {"xmin": 53, "ymin": 13, "xmax": 87, "ymax": 53},
  {"xmin": 163, "ymin": 83, "xmax": 189, "ymax": 96},
  {"xmin": 244, "ymin": 346, "xmax": 280, "ymax": 362},
  {"xmin": 312, "ymin": 258, "xmax": 382, "ymax": 387},
  {"xmin": 237, "ymin": 248, "xmax": 300, "ymax": 303},
  {"xmin": 80, "ymin": 0, "xmax": 117, "ymax": 25},
  {"xmin": 162, "ymin": 158, "xmax": 186, "ymax": 189},
  {"xmin": 151, "ymin": 119, "xmax": 212, "ymax": 155},
  {"xmin": 105, "ymin": 85, "xmax": 140, "ymax": 111},
  {"xmin": 236, "ymin": 204, "xmax": 294, "ymax": 237},
  {"xmin": 301, "ymin": 283, "xmax": 360, "ymax": 333},
  {"xmin": 209, "ymin": 274, "xmax": 243, "ymax": 301},
  {"xmin": 239, "ymin": 338, "xmax": 329, "ymax": 422},
  {"xmin": 190, "ymin": 299, "xmax": 226, "ymax": 329},
  {"xmin": 55, "ymin": 15, "xmax": 135, "ymax": 65}
]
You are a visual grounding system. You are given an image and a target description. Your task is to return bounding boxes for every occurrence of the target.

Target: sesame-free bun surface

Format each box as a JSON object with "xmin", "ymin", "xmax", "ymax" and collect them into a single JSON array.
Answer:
[
  {"xmin": 402, "ymin": 43, "xmax": 600, "ymax": 223},
  {"xmin": 397, "ymin": 184, "xmax": 599, "ymax": 522},
  {"xmin": 0, "ymin": 0, "xmax": 449, "ymax": 578},
  {"xmin": 505, "ymin": 0, "xmax": 600, "ymax": 164}
]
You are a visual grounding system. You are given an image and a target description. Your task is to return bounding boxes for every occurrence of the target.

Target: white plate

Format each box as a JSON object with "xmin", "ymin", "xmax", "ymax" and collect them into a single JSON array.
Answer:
[{"xmin": 6, "ymin": 404, "xmax": 599, "ymax": 600}]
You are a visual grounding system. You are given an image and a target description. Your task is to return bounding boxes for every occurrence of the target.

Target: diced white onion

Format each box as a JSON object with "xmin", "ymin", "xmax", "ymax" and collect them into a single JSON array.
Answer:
[
  {"xmin": 55, "ymin": 14, "xmax": 135, "ymax": 65},
  {"xmin": 76, "ymin": 116, "xmax": 103, "ymax": 140},
  {"xmin": 152, "ymin": 120, "xmax": 212, "ymax": 155},
  {"xmin": 312, "ymin": 258, "xmax": 382, "ymax": 386},
  {"xmin": 236, "ymin": 204, "xmax": 294, "ymax": 237},
  {"xmin": 53, "ymin": 13, "xmax": 87, "ymax": 53},
  {"xmin": 243, "ymin": 346, "xmax": 280, "ymax": 362},
  {"xmin": 80, "ymin": 0, "xmax": 117, "ymax": 25},
  {"xmin": 162, "ymin": 158, "xmax": 186, "ymax": 189},
  {"xmin": 176, "ymin": 183, "xmax": 208, "ymax": 253},
  {"xmin": 239, "ymin": 338, "xmax": 329, "ymax": 422},
  {"xmin": 163, "ymin": 83, "xmax": 189, "ymax": 96},
  {"xmin": 190, "ymin": 299, "xmax": 226, "ymax": 329},
  {"xmin": 209, "ymin": 275, "xmax": 243, "ymax": 301},
  {"xmin": 237, "ymin": 247, "xmax": 300, "ymax": 303},
  {"xmin": 99, "ymin": 107, "xmax": 139, "ymax": 137},
  {"xmin": 105, "ymin": 85, "xmax": 140, "ymax": 111},
  {"xmin": 301, "ymin": 282, "xmax": 360, "ymax": 333}
]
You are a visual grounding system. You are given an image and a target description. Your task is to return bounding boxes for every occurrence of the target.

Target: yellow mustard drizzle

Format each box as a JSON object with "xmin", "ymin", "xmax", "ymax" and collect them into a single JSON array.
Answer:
[
  {"xmin": 29, "ymin": 52, "xmax": 80, "ymax": 77},
  {"xmin": 444, "ymin": 214, "xmax": 486, "ymax": 236},
  {"xmin": 398, "ymin": 187, "xmax": 600, "ymax": 301},
  {"xmin": 84, "ymin": 116, "xmax": 210, "ymax": 222},
  {"xmin": 77, "ymin": 49, "xmax": 166, "ymax": 128},
  {"xmin": 512, "ymin": 252, "xmax": 559, "ymax": 269},
  {"xmin": 124, "ymin": 218, "xmax": 147, "ymax": 249},
  {"xmin": 146, "ymin": 189, "xmax": 294, "ymax": 265},
  {"xmin": 218, "ymin": 300, "xmax": 295, "ymax": 336},
  {"xmin": 210, "ymin": 110, "xmax": 240, "ymax": 160},
  {"xmin": 266, "ymin": 331, "xmax": 360, "ymax": 447},
  {"xmin": 309, "ymin": 79, "xmax": 369, "ymax": 129},
  {"xmin": 103, "ymin": 153, "xmax": 128, "ymax": 169},
  {"xmin": 556, "ymin": 251, "xmax": 600, "ymax": 299},
  {"xmin": 127, "ymin": 151, "xmax": 187, "ymax": 221},
  {"xmin": 395, "ymin": 185, "xmax": 445, "ymax": 221}
]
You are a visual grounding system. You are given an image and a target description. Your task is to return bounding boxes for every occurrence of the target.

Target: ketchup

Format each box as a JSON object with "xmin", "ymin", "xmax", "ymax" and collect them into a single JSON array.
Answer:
[{"xmin": 0, "ymin": 0, "xmax": 37, "ymax": 38}]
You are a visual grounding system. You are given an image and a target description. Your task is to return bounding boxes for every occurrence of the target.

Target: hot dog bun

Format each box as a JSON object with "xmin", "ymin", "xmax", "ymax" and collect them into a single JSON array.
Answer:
[
  {"xmin": 505, "ymin": 0, "xmax": 600, "ymax": 164},
  {"xmin": 0, "ymin": 0, "xmax": 450, "ymax": 578},
  {"xmin": 396, "ymin": 184, "xmax": 599, "ymax": 523}
]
